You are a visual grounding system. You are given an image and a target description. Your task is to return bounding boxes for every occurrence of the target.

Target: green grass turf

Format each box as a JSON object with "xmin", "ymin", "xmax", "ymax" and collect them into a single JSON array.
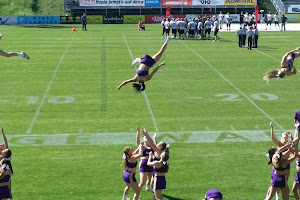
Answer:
[{"xmin": 0, "ymin": 24, "xmax": 299, "ymax": 199}]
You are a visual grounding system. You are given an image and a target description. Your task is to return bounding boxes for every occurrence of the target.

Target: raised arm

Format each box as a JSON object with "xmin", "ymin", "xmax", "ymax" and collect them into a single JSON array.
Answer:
[
  {"xmin": 153, "ymin": 133, "xmax": 157, "ymax": 145},
  {"xmin": 270, "ymin": 122, "xmax": 282, "ymax": 147},
  {"xmin": 136, "ymin": 126, "xmax": 140, "ymax": 146},
  {"xmin": 142, "ymin": 128, "xmax": 160, "ymax": 153},
  {"xmin": 117, "ymin": 76, "xmax": 137, "ymax": 90},
  {"xmin": 147, "ymin": 151, "xmax": 161, "ymax": 168},
  {"xmin": 294, "ymin": 122, "xmax": 300, "ymax": 143},
  {"xmin": 148, "ymin": 62, "xmax": 165, "ymax": 81},
  {"xmin": 2, "ymin": 128, "xmax": 8, "ymax": 149}
]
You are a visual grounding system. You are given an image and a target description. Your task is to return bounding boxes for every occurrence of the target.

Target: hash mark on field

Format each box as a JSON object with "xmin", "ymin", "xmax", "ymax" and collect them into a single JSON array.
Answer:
[
  {"xmin": 122, "ymin": 34, "xmax": 159, "ymax": 132},
  {"xmin": 26, "ymin": 34, "xmax": 76, "ymax": 134},
  {"xmin": 0, "ymin": 100, "xmax": 8, "ymax": 102},
  {"xmin": 185, "ymin": 97, "xmax": 203, "ymax": 99},
  {"xmin": 179, "ymin": 41, "xmax": 284, "ymax": 130}
]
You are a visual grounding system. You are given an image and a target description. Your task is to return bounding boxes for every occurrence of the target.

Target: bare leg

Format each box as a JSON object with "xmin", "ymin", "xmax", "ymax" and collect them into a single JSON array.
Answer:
[
  {"xmin": 152, "ymin": 38, "xmax": 170, "ymax": 63},
  {"xmin": 266, "ymin": 186, "xmax": 278, "ymax": 200},
  {"xmin": 0, "ymin": 50, "xmax": 18, "ymax": 57},
  {"xmin": 293, "ymin": 182, "xmax": 299, "ymax": 200},
  {"xmin": 139, "ymin": 172, "xmax": 148, "ymax": 191},
  {"xmin": 131, "ymin": 182, "xmax": 140, "ymax": 200},
  {"xmin": 154, "ymin": 190, "xmax": 164, "ymax": 200}
]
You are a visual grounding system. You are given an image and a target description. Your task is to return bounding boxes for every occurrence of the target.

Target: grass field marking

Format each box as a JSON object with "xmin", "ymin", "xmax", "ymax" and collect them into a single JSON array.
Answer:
[
  {"xmin": 3, "ymin": 34, "xmax": 28, "ymax": 51},
  {"xmin": 122, "ymin": 34, "xmax": 159, "ymax": 132},
  {"xmin": 101, "ymin": 38, "xmax": 106, "ymax": 111},
  {"xmin": 26, "ymin": 34, "xmax": 76, "ymax": 135},
  {"xmin": 179, "ymin": 40, "xmax": 284, "ymax": 130},
  {"xmin": 8, "ymin": 129, "xmax": 285, "ymax": 146},
  {"xmin": 0, "ymin": 100, "xmax": 8, "ymax": 102}
]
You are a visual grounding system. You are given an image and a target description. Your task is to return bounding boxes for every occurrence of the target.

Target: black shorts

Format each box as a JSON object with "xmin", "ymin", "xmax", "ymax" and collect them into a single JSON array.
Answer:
[
  {"xmin": 178, "ymin": 29, "xmax": 184, "ymax": 34},
  {"xmin": 205, "ymin": 28, "xmax": 211, "ymax": 34},
  {"xmin": 267, "ymin": 20, "xmax": 272, "ymax": 25},
  {"xmin": 214, "ymin": 29, "xmax": 219, "ymax": 36},
  {"xmin": 172, "ymin": 29, "xmax": 177, "ymax": 35},
  {"xmin": 275, "ymin": 21, "xmax": 279, "ymax": 25},
  {"xmin": 165, "ymin": 29, "xmax": 170, "ymax": 34},
  {"xmin": 188, "ymin": 29, "xmax": 195, "ymax": 35}
]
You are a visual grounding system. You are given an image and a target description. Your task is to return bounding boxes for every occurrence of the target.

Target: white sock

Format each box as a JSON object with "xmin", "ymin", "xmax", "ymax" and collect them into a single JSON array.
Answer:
[
  {"xmin": 123, "ymin": 194, "xmax": 127, "ymax": 200},
  {"xmin": 275, "ymin": 192, "xmax": 279, "ymax": 200},
  {"xmin": 17, "ymin": 52, "xmax": 23, "ymax": 57}
]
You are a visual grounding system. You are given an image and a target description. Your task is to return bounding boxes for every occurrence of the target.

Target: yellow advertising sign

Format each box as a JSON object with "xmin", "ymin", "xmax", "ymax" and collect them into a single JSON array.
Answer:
[
  {"xmin": 124, "ymin": 15, "xmax": 145, "ymax": 24},
  {"xmin": 86, "ymin": 15, "xmax": 103, "ymax": 24},
  {"xmin": 224, "ymin": 0, "xmax": 256, "ymax": 5}
]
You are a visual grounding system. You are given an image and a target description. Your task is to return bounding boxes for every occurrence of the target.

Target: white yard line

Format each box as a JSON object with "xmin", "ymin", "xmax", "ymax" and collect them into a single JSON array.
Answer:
[
  {"xmin": 26, "ymin": 35, "xmax": 76, "ymax": 134},
  {"xmin": 122, "ymin": 34, "xmax": 159, "ymax": 132},
  {"xmin": 3, "ymin": 34, "xmax": 28, "ymax": 51},
  {"xmin": 179, "ymin": 40, "xmax": 284, "ymax": 130}
]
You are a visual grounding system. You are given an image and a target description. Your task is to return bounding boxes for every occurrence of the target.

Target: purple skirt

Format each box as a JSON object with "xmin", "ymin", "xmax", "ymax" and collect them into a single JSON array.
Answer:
[
  {"xmin": 140, "ymin": 159, "xmax": 154, "ymax": 173},
  {"xmin": 295, "ymin": 171, "xmax": 300, "ymax": 184},
  {"xmin": 155, "ymin": 176, "xmax": 166, "ymax": 190},
  {"xmin": 272, "ymin": 174, "xmax": 287, "ymax": 188},
  {"xmin": 140, "ymin": 55, "xmax": 155, "ymax": 68},
  {"xmin": 123, "ymin": 171, "xmax": 137, "ymax": 184},
  {"xmin": 206, "ymin": 189, "xmax": 223, "ymax": 199},
  {"xmin": 0, "ymin": 186, "xmax": 10, "ymax": 199}
]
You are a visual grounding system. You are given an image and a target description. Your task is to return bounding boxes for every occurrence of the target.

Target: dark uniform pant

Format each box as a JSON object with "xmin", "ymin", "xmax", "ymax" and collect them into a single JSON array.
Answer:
[
  {"xmin": 253, "ymin": 35, "xmax": 258, "ymax": 48},
  {"xmin": 242, "ymin": 34, "xmax": 246, "ymax": 46},
  {"xmin": 248, "ymin": 36, "xmax": 252, "ymax": 49},
  {"xmin": 238, "ymin": 35, "xmax": 243, "ymax": 47}
]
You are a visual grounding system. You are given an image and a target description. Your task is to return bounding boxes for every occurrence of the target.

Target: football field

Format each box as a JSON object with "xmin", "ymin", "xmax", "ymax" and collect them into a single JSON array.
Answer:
[{"xmin": 0, "ymin": 24, "xmax": 300, "ymax": 199}]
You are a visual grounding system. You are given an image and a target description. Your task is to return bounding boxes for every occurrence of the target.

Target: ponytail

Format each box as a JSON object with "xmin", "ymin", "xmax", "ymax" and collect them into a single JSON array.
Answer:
[
  {"xmin": 121, "ymin": 147, "xmax": 130, "ymax": 170},
  {"xmin": 133, "ymin": 82, "xmax": 146, "ymax": 93},
  {"xmin": 263, "ymin": 69, "xmax": 281, "ymax": 83}
]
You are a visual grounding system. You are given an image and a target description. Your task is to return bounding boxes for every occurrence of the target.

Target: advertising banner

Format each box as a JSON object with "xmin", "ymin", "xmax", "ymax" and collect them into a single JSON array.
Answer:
[
  {"xmin": 0, "ymin": 17, "xmax": 18, "ymax": 25},
  {"xmin": 161, "ymin": 0, "xmax": 192, "ymax": 6},
  {"xmin": 145, "ymin": 0, "xmax": 161, "ymax": 6},
  {"xmin": 80, "ymin": 0, "xmax": 96, "ymax": 5},
  {"xmin": 224, "ymin": 0, "xmax": 255, "ymax": 6},
  {"xmin": 145, "ymin": 15, "xmax": 186, "ymax": 23},
  {"xmin": 103, "ymin": 16, "xmax": 123, "ymax": 24},
  {"xmin": 80, "ymin": 0, "xmax": 144, "ymax": 6},
  {"xmin": 18, "ymin": 16, "xmax": 60, "ymax": 24},
  {"xmin": 288, "ymin": 5, "xmax": 300, "ymax": 14},
  {"xmin": 87, "ymin": 15, "xmax": 103, "ymax": 24},
  {"xmin": 124, "ymin": 15, "xmax": 145, "ymax": 24},
  {"xmin": 193, "ymin": 0, "xmax": 223, "ymax": 6}
]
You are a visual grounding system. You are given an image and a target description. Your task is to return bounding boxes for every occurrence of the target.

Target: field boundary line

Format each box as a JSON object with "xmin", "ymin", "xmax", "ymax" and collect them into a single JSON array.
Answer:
[
  {"xmin": 122, "ymin": 34, "xmax": 159, "ymax": 132},
  {"xmin": 179, "ymin": 40, "xmax": 284, "ymax": 130},
  {"xmin": 4, "ymin": 34, "xmax": 28, "ymax": 51},
  {"xmin": 26, "ymin": 34, "xmax": 76, "ymax": 134}
]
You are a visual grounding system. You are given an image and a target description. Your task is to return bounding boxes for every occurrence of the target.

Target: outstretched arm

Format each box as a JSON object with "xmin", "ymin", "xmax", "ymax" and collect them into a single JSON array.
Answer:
[
  {"xmin": 285, "ymin": 67, "xmax": 297, "ymax": 76},
  {"xmin": 2, "ymin": 128, "xmax": 8, "ymax": 149},
  {"xmin": 142, "ymin": 128, "xmax": 160, "ymax": 153},
  {"xmin": 117, "ymin": 76, "xmax": 137, "ymax": 90},
  {"xmin": 148, "ymin": 62, "xmax": 165, "ymax": 81},
  {"xmin": 270, "ymin": 122, "xmax": 282, "ymax": 147},
  {"xmin": 294, "ymin": 122, "xmax": 300, "ymax": 143},
  {"xmin": 136, "ymin": 126, "xmax": 140, "ymax": 146}
]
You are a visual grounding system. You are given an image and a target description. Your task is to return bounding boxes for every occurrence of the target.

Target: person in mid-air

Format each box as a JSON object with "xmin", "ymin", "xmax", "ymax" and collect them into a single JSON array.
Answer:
[
  {"xmin": 117, "ymin": 37, "xmax": 170, "ymax": 93},
  {"xmin": 263, "ymin": 47, "xmax": 300, "ymax": 83},
  {"xmin": 0, "ymin": 34, "xmax": 30, "ymax": 60}
]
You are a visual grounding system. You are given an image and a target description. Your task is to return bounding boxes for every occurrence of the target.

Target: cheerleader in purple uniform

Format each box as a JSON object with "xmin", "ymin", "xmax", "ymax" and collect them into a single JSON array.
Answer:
[
  {"xmin": 136, "ymin": 127, "xmax": 155, "ymax": 192},
  {"xmin": 265, "ymin": 142, "xmax": 298, "ymax": 200},
  {"xmin": 0, "ymin": 159, "xmax": 13, "ymax": 200},
  {"xmin": 147, "ymin": 151, "xmax": 169, "ymax": 200},
  {"xmin": 122, "ymin": 145, "xmax": 143, "ymax": 200},
  {"xmin": 264, "ymin": 47, "xmax": 300, "ymax": 83},
  {"xmin": 117, "ymin": 37, "xmax": 170, "ymax": 93},
  {"xmin": 292, "ymin": 158, "xmax": 300, "ymax": 200},
  {"xmin": 203, "ymin": 188, "xmax": 223, "ymax": 200}
]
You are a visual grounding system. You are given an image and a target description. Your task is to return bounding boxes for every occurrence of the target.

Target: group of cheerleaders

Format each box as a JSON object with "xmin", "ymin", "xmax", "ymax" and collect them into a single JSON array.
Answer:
[
  {"xmin": 266, "ymin": 116, "xmax": 300, "ymax": 200},
  {"xmin": 121, "ymin": 127, "xmax": 223, "ymax": 200},
  {"xmin": 0, "ymin": 129, "xmax": 13, "ymax": 200}
]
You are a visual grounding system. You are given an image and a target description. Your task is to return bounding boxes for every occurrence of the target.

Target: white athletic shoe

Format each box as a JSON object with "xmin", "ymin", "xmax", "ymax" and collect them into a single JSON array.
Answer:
[
  {"xmin": 165, "ymin": 36, "xmax": 170, "ymax": 44},
  {"xmin": 122, "ymin": 197, "xmax": 130, "ymax": 200},
  {"xmin": 132, "ymin": 58, "xmax": 139, "ymax": 67},
  {"xmin": 22, "ymin": 51, "xmax": 30, "ymax": 60},
  {"xmin": 145, "ymin": 187, "xmax": 154, "ymax": 193}
]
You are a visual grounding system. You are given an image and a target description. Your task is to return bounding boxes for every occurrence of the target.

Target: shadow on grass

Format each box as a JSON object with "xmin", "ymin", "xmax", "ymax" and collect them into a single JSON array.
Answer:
[{"xmin": 163, "ymin": 194, "xmax": 185, "ymax": 200}]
